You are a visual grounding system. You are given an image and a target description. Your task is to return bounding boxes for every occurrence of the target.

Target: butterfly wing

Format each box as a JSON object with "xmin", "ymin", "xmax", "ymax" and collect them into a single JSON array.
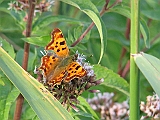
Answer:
[
  {"xmin": 45, "ymin": 28, "xmax": 69, "ymax": 57},
  {"xmin": 47, "ymin": 70, "xmax": 67, "ymax": 85},
  {"xmin": 39, "ymin": 54, "xmax": 60, "ymax": 78},
  {"xmin": 39, "ymin": 28, "xmax": 85, "ymax": 86},
  {"xmin": 47, "ymin": 55, "xmax": 74, "ymax": 85},
  {"xmin": 64, "ymin": 62, "xmax": 86, "ymax": 82}
]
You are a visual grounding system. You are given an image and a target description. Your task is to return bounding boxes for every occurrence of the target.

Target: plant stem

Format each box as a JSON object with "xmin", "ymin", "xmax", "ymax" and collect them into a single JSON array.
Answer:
[
  {"xmin": 14, "ymin": 0, "xmax": 35, "ymax": 120},
  {"xmin": 118, "ymin": 19, "xmax": 130, "ymax": 76},
  {"xmin": 130, "ymin": 0, "xmax": 140, "ymax": 119}
]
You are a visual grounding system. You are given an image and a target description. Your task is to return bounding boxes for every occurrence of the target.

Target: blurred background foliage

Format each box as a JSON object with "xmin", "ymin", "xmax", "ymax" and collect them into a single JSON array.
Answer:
[{"xmin": 0, "ymin": 0, "xmax": 160, "ymax": 119}]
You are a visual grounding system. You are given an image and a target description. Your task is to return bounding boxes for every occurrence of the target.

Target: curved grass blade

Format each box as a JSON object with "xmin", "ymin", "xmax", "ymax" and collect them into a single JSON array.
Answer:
[
  {"xmin": 60, "ymin": 0, "xmax": 107, "ymax": 64},
  {"xmin": 0, "ymin": 47, "xmax": 74, "ymax": 120}
]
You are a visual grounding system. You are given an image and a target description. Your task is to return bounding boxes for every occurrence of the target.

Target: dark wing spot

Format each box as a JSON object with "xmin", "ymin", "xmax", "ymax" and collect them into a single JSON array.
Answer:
[
  {"xmin": 60, "ymin": 41, "xmax": 65, "ymax": 45},
  {"xmin": 57, "ymin": 49, "xmax": 60, "ymax": 52},
  {"xmin": 68, "ymin": 73, "xmax": 70, "ymax": 76},
  {"xmin": 44, "ymin": 68, "xmax": 46, "ymax": 72},
  {"xmin": 50, "ymin": 63, "xmax": 52, "ymax": 65},
  {"xmin": 52, "ymin": 56, "xmax": 55, "ymax": 59},
  {"xmin": 55, "ymin": 45, "xmax": 58, "ymax": 48},
  {"xmin": 56, "ymin": 42, "xmax": 58, "ymax": 44},
  {"xmin": 62, "ymin": 47, "xmax": 66, "ymax": 50},
  {"xmin": 75, "ymin": 65, "xmax": 81, "ymax": 70},
  {"xmin": 69, "ymin": 68, "xmax": 72, "ymax": 71},
  {"xmin": 72, "ymin": 64, "xmax": 76, "ymax": 67}
]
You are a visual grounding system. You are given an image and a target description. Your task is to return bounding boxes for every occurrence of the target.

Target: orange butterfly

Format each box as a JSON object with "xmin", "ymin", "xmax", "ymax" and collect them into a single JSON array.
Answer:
[{"xmin": 39, "ymin": 28, "xmax": 86, "ymax": 86}]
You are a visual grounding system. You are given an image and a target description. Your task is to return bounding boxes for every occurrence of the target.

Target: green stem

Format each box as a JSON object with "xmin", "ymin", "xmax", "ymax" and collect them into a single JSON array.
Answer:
[{"xmin": 130, "ymin": 0, "xmax": 140, "ymax": 119}]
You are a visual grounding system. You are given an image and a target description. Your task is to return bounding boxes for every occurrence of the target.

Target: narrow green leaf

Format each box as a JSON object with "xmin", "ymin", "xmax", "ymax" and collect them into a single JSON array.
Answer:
[
  {"xmin": 33, "ymin": 15, "xmax": 82, "ymax": 31},
  {"xmin": 21, "ymin": 36, "xmax": 50, "ymax": 47},
  {"xmin": 109, "ymin": 6, "xmax": 150, "ymax": 48},
  {"xmin": 3, "ymin": 87, "xmax": 19, "ymax": 120},
  {"xmin": 134, "ymin": 52, "xmax": 160, "ymax": 97},
  {"xmin": 140, "ymin": 18, "xmax": 150, "ymax": 48},
  {"xmin": 60, "ymin": 0, "xmax": 107, "ymax": 64},
  {"xmin": 93, "ymin": 64, "xmax": 129, "ymax": 96},
  {"xmin": 0, "ymin": 47, "xmax": 74, "ymax": 120},
  {"xmin": 108, "ymin": 6, "xmax": 130, "ymax": 18}
]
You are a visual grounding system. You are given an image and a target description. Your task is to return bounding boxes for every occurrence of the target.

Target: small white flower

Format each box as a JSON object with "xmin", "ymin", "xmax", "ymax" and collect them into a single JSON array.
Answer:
[
  {"xmin": 33, "ymin": 66, "xmax": 38, "ymax": 74},
  {"xmin": 76, "ymin": 51, "xmax": 86, "ymax": 64},
  {"xmin": 40, "ymin": 50, "xmax": 47, "ymax": 56},
  {"xmin": 140, "ymin": 116, "xmax": 146, "ymax": 120},
  {"xmin": 0, "ymin": 41, "xmax": 2, "ymax": 47}
]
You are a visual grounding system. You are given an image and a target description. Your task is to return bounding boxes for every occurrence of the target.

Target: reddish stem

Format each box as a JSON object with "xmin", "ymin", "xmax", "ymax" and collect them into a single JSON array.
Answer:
[
  {"xmin": 118, "ymin": 19, "xmax": 130, "ymax": 76},
  {"xmin": 14, "ymin": 0, "xmax": 35, "ymax": 120},
  {"xmin": 71, "ymin": 0, "xmax": 121, "ymax": 47}
]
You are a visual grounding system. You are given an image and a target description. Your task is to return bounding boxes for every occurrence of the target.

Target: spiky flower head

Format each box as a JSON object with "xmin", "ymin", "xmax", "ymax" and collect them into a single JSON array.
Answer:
[{"xmin": 35, "ymin": 52, "xmax": 103, "ymax": 111}]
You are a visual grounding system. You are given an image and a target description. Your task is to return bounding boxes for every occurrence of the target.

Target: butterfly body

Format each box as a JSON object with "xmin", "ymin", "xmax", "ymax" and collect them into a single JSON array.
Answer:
[{"xmin": 39, "ymin": 28, "xmax": 86, "ymax": 86}]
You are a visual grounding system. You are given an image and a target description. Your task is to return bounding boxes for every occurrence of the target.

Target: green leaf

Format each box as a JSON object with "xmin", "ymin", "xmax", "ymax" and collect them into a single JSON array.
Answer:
[
  {"xmin": 21, "ymin": 102, "xmax": 38, "ymax": 120},
  {"xmin": 141, "ymin": 9, "xmax": 160, "ymax": 20},
  {"xmin": 71, "ymin": 96, "xmax": 99, "ymax": 120},
  {"xmin": 140, "ymin": 18, "xmax": 150, "ymax": 48},
  {"xmin": 0, "ymin": 37, "xmax": 16, "ymax": 59},
  {"xmin": 21, "ymin": 36, "xmax": 50, "ymax": 47},
  {"xmin": 0, "ymin": 73, "xmax": 19, "ymax": 120},
  {"xmin": 0, "ymin": 47, "xmax": 74, "ymax": 120},
  {"xmin": 93, "ymin": 64, "xmax": 129, "ymax": 96},
  {"xmin": 60, "ymin": 0, "xmax": 107, "ymax": 64},
  {"xmin": 74, "ymin": 26, "xmax": 83, "ymax": 40},
  {"xmin": 0, "ymin": 8, "xmax": 22, "ymax": 32},
  {"xmin": 3, "ymin": 87, "xmax": 19, "ymax": 120},
  {"xmin": 108, "ymin": 6, "xmax": 130, "ymax": 20},
  {"xmin": 133, "ymin": 52, "xmax": 160, "ymax": 97},
  {"xmin": 108, "ymin": 6, "xmax": 150, "ymax": 48},
  {"xmin": 32, "ymin": 15, "xmax": 82, "ymax": 31}
]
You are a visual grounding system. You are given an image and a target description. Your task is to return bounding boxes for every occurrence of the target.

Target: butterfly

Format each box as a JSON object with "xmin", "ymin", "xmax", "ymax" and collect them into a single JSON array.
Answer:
[{"xmin": 39, "ymin": 28, "xmax": 86, "ymax": 86}]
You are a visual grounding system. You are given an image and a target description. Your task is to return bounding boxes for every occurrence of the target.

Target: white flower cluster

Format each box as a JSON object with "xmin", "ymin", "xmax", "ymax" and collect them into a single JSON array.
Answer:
[
  {"xmin": 88, "ymin": 92, "xmax": 129, "ymax": 120},
  {"xmin": 140, "ymin": 94, "xmax": 160, "ymax": 119},
  {"xmin": 76, "ymin": 51, "xmax": 94, "ymax": 77},
  {"xmin": 8, "ymin": 0, "xmax": 54, "ymax": 14}
]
